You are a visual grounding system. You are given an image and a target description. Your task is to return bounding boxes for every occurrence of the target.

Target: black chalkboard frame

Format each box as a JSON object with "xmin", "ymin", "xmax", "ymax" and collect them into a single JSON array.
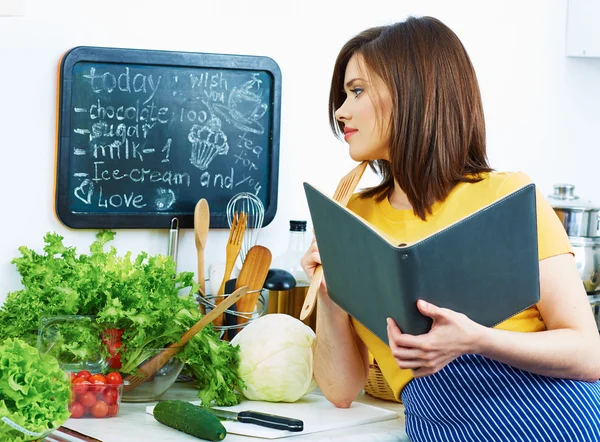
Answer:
[{"xmin": 56, "ymin": 46, "xmax": 281, "ymax": 229}]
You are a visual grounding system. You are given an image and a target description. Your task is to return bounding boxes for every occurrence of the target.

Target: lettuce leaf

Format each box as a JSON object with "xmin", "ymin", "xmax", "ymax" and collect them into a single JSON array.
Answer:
[{"xmin": 0, "ymin": 338, "xmax": 71, "ymax": 442}]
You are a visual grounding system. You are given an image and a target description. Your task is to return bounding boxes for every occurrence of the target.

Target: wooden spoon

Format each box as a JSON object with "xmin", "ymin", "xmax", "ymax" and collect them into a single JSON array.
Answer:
[
  {"xmin": 300, "ymin": 161, "xmax": 368, "ymax": 320},
  {"xmin": 194, "ymin": 199, "xmax": 210, "ymax": 312},
  {"xmin": 234, "ymin": 245, "xmax": 272, "ymax": 326}
]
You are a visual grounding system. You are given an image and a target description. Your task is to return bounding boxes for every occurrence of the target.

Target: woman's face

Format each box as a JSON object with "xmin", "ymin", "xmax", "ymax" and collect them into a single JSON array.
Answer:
[{"xmin": 335, "ymin": 53, "xmax": 393, "ymax": 162}]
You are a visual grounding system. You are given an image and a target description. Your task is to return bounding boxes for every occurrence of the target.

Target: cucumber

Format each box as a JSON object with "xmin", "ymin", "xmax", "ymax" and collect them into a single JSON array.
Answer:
[{"xmin": 154, "ymin": 400, "xmax": 227, "ymax": 441}]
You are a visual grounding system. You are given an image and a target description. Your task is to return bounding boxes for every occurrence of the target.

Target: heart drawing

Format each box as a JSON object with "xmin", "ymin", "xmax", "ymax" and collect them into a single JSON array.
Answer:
[{"xmin": 74, "ymin": 179, "xmax": 94, "ymax": 204}]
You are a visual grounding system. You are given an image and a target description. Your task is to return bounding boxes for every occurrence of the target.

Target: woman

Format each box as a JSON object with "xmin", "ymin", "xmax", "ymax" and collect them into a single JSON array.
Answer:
[{"xmin": 301, "ymin": 16, "xmax": 600, "ymax": 441}]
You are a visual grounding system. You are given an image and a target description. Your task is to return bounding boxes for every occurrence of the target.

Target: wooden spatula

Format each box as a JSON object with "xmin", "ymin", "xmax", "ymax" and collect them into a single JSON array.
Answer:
[
  {"xmin": 300, "ymin": 161, "xmax": 368, "ymax": 320},
  {"xmin": 233, "ymin": 245, "xmax": 272, "ymax": 327},
  {"xmin": 122, "ymin": 286, "xmax": 249, "ymax": 392},
  {"xmin": 194, "ymin": 199, "xmax": 210, "ymax": 313}
]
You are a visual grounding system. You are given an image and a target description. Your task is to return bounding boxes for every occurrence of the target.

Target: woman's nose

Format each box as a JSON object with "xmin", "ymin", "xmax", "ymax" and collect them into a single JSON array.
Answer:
[{"xmin": 335, "ymin": 101, "xmax": 350, "ymax": 122}]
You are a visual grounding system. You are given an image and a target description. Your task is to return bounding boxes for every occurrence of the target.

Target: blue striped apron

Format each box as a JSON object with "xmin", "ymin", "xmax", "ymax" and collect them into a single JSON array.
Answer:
[{"xmin": 401, "ymin": 354, "xmax": 600, "ymax": 442}]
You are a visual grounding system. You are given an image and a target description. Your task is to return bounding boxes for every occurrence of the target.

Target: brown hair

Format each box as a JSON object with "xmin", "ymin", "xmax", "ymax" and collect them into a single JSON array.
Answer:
[{"xmin": 329, "ymin": 16, "xmax": 492, "ymax": 220}]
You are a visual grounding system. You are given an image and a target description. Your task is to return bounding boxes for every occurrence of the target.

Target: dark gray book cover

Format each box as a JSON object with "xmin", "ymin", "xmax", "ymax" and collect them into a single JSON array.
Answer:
[{"xmin": 304, "ymin": 182, "xmax": 540, "ymax": 341}]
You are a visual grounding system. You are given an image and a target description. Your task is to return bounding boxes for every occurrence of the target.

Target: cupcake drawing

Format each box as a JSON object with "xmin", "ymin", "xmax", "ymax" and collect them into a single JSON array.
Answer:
[
  {"xmin": 212, "ymin": 73, "xmax": 268, "ymax": 135},
  {"xmin": 188, "ymin": 117, "xmax": 229, "ymax": 170}
]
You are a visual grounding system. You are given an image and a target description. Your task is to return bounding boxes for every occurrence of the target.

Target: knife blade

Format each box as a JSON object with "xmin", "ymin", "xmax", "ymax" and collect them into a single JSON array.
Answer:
[
  {"xmin": 56, "ymin": 426, "xmax": 103, "ymax": 442},
  {"xmin": 209, "ymin": 408, "xmax": 303, "ymax": 432}
]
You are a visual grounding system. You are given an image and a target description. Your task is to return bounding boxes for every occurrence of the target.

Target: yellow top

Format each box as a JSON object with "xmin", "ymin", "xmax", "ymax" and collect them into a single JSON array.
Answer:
[{"xmin": 347, "ymin": 172, "xmax": 573, "ymax": 401}]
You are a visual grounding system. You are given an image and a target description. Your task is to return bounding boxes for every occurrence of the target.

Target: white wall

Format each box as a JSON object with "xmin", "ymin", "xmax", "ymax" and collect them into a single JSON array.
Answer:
[{"xmin": 1, "ymin": 0, "xmax": 599, "ymax": 304}]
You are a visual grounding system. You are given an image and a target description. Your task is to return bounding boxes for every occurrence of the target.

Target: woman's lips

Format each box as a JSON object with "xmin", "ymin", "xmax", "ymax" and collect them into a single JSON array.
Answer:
[{"xmin": 344, "ymin": 129, "xmax": 358, "ymax": 141}]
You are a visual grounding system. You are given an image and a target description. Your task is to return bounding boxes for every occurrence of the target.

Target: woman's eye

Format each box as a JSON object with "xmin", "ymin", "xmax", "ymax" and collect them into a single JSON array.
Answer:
[{"xmin": 350, "ymin": 88, "xmax": 363, "ymax": 97}]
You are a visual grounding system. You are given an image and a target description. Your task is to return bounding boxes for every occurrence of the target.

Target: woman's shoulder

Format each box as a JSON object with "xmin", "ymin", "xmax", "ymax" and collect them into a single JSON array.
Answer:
[
  {"xmin": 453, "ymin": 171, "xmax": 533, "ymax": 202},
  {"xmin": 491, "ymin": 171, "xmax": 534, "ymax": 197}
]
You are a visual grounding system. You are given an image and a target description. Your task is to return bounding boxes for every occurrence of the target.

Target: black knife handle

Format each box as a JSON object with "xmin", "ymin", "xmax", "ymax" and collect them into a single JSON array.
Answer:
[{"xmin": 237, "ymin": 411, "xmax": 304, "ymax": 432}]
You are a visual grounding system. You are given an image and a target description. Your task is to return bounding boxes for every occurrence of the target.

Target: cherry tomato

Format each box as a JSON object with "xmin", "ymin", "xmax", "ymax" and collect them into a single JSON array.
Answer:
[
  {"xmin": 90, "ymin": 373, "xmax": 107, "ymax": 384},
  {"xmin": 72, "ymin": 377, "xmax": 90, "ymax": 395},
  {"xmin": 79, "ymin": 391, "xmax": 97, "ymax": 408},
  {"xmin": 107, "ymin": 403, "xmax": 119, "ymax": 417},
  {"xmin": 69, "ymin": 402, "xmax": 85, "ymax": 418},
  {"xmin": 76, "ymin": 370, "xmax": 92, "ymax": 381},
  {"xmin": 103, "ymin": 329, "xmax": 124, "ymax": 369},
  {"xmin": 107, "ymin": 341, "xmax": 122, "ymax": 369},
  {"xmin": 70, "ymin": 372, "xmax": 77, "ymax": 382},
  {"xmin": 91, "ymin": 381, "xmax": 106, "ymax": 394},
  {"xmin": 102, "ymin": 387, "xmax": 119, "ymax": 406},
  {"xmin": 89, "ymin": 374, "xmax": 107, "ymax": 393},
  {"xmin": 106, "ymin": 372, "xmax": 123, "ymax": 385},
  {"xmin": 90, "ymin": 400, "xmax": 109, "ymax": 418}
]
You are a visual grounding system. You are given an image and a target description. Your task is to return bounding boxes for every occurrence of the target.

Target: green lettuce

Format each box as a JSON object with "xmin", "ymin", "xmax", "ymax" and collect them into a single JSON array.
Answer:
[
  {"xmin": 0, "ymin": 338, "xmax": 71, "ymax": 442},
  {"xmin": 0, "ymin": 231, "xmax": 244, "ymax": 407}
]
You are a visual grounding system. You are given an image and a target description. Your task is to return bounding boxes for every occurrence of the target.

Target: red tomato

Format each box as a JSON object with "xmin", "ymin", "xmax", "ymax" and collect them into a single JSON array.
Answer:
[
  {"xmin": 79, "ymin": 391, "xmax": 97, "ymax": 408},
  {"xmin": 72, "ymin": 378, "xmax": 90, "ymax": 395},
  {"xmin": 107, "ymin": 341, "xmax": 122, "ymax": 369},
  {"xmin": 69, "ymin": 402, "xmax": 85, "ymax": 418},
  {"xmin": 89, "ymin": 374, "xmax": 107, "ymax": 393},
  {"xmin": 90, "ymin": 400, "xmax": 109, "ymax": 418},
  {"xmin": 76, "ymin": 370, "xmax": 92, "ymax": 381},
  {"xmin": 90, "ymin": 381, "xmax": 106, "ymax": 394},
  {"xmin": 107, "ymin": 403, "xmax": 119, "ymax": 417},
  {"xmin": 70, "ymin": 372, "xmax": 77, "ymax": 382},
  {"xmin": 103, "ymin": 329, "xmax": 124, "ymax": 370},
  {"xmin": 106, "ymin": 372, "xmax": 123, "ymax": 385},
  {"xmin": 102, "ymin": 387, "xmax": 119, "ymax": 405},
  {"xmin": 90, "ymin": 373, "xmax": 107, "ymax": 384}
]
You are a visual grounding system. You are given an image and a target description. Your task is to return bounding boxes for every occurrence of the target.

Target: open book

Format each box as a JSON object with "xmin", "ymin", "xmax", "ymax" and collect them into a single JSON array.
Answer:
[{"xmin": 303, "ymin": 182, "xmax": 540, "ymax": 340}]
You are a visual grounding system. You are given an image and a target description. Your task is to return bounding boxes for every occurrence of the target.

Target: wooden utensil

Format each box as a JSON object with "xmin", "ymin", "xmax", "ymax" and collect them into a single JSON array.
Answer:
[
  {"xmin": 214, "ymin": 211, "xmax": 247, "ymax": 327},
  {"xmin": 122, "ymin": 286, "xmax": 249, "ymax": 392},
  {"xmin": 194, "ymin": 199, "xmax": 210, "ymax": 313},
  {"xmin": 300, "ymin": 161, "xmax": 368, "ymax": 320},
  {"xmin": 233, "ymin": 245, "xmax": 272, "ymax": 327}
]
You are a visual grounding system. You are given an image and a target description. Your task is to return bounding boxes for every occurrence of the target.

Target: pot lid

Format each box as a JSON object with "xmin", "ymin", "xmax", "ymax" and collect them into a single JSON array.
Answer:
[{"xmin": 548, "ymin": 184, "xmax": 600, "ymax": 211}]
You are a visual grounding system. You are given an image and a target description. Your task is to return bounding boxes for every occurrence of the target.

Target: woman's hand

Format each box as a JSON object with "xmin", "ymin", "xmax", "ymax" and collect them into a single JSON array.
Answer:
[
  {"xmin": 300, "ymin": 236, "xmax": 328, "ymax": 294},
  {"xmin": 386, "ymin": 300, "xmax": 484, "ymax": 377}
]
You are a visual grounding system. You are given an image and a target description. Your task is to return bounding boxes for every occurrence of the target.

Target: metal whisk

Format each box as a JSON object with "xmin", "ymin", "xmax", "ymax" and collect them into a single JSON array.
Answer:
[{"xmin": 226, "ymin": 192, "xmax": 265, "ymax": 265}]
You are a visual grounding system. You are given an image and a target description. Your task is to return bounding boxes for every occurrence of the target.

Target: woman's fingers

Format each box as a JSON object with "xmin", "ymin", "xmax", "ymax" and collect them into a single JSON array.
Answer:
[{"xmin": 390, "ymin": 347, "xmax": 427, "ymax": 361}]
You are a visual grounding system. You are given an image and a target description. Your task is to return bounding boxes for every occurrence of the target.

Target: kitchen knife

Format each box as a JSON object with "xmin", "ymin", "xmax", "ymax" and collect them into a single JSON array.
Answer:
[
  {"xmin": 56, "ymin": 426, "xmax": 103, "ymax": 442},
  {"xmin": 209, "ymin": 408, "xmax": 303, "ymax": 432}
]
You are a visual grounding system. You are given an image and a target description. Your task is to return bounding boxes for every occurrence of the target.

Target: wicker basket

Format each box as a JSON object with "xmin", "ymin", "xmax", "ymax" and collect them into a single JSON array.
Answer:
[{"xmin": 364, "ymin": 360, "xmax": 401, "ymax": 403}]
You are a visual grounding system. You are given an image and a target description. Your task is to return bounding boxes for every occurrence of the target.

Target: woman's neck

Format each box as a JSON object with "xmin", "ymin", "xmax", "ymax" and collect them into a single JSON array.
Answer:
[{"xmin": 388, "ymin": 181, "xmax": 412, "ymax": 210}]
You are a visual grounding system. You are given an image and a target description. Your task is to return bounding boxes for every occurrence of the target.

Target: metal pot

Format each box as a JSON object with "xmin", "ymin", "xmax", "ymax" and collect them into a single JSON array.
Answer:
[
  {"xmin": 589, "ymin": 294, "xmax": 600, "ymax": 331},
  {"xmin": 570, "ymin": 236, "xmax": 600, "ymax": 293},
  {"xmin": 548, "ymin": 184, "xmax": 600, "ymax": 237}
]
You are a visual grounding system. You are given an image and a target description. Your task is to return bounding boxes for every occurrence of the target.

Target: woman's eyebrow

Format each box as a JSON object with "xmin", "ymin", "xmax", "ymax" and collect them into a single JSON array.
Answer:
[{"xmin": 345, "ymin": 78, "xmax": 366, "ymax": 88}]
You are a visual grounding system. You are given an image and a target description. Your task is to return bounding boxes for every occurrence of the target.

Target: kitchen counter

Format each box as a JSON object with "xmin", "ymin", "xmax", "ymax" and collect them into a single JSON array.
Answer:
[{"xmin": 46, "ymin": 382, "xmax": 410, "ymax": 442}]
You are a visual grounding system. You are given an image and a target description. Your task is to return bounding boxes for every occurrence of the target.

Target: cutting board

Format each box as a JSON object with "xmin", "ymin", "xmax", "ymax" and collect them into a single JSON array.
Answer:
[{"xmin": 146, "ymin": 393, "xmax": 398, "ymax": 439}]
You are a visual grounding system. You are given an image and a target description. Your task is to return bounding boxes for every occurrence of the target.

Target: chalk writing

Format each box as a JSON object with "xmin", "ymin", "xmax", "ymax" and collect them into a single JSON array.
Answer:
[
  {"xmin": 58, "ymin": 48, "xmax": 280, "ymax": 229},
  {"xmin": 83, "ymin": 67, "xmax": 162, "ymax": 105}
]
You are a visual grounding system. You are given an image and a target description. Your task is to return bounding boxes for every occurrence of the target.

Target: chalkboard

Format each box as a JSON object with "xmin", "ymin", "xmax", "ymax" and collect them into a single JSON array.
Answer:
[{"xmin": 56, "ymin": 46, "xmax": 281, "ymax": 229}]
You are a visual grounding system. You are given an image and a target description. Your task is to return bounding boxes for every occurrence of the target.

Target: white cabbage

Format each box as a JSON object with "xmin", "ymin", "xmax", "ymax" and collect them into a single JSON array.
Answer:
[{"xmin": 230, "ymin": 314, "xmax": 317, "ymax": 402}]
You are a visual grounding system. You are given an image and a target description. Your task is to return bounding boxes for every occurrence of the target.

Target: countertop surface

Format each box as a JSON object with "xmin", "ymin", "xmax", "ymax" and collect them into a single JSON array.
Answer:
[{"xmin": 45, "ymin": 382, "xmax": 410, "ymax": 442}]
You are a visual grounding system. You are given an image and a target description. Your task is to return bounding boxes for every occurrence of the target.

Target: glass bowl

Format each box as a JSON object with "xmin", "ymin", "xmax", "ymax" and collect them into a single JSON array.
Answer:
[
  {"xmin": 37, "ymin": 317, "xmax": 184, "ymax": 402},
  {"xmin": 37, "ymin": 315, "xmax": 108, "ymax": 373},
  {"xmin": 120, "ymin": 350, "xmax": 184, "ymax": 402}
]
